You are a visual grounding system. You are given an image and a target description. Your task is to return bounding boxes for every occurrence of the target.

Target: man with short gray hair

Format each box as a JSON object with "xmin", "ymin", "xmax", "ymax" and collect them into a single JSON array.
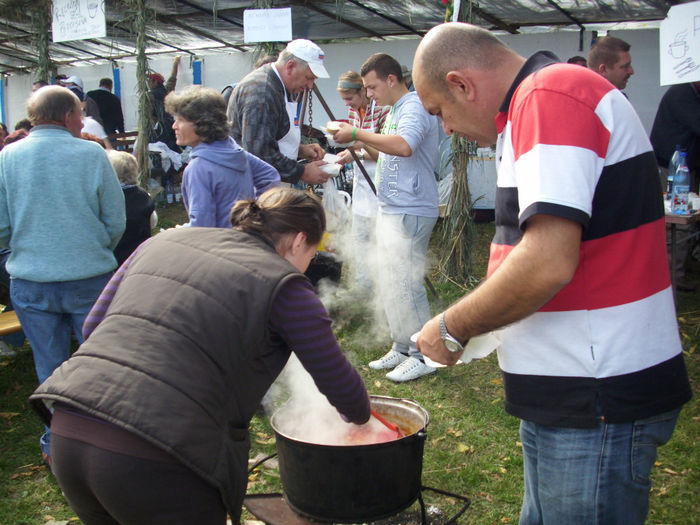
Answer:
[
  {"xmin": 0, "ymin": 85, "xmax": 125, "ymax": 465},
  {"xmin": 228, "ymin": 39, "xmax": 330, "ymax": 186}
]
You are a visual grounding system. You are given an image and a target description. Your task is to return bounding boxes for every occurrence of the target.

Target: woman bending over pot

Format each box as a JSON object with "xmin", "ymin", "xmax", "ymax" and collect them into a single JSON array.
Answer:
[
  {"xmin": 165, "ymin": 86, "xmax": 280, "ymax": 227},
  {"xmin": 31, "ymin": 187, "xmax": 370, "ymax": 525}
]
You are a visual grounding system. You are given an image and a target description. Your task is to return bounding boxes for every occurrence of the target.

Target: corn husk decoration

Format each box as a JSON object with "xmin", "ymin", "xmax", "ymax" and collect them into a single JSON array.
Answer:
[{"xmin": 438, "ymin": 0, "xmax": 479, "ymax": 285}]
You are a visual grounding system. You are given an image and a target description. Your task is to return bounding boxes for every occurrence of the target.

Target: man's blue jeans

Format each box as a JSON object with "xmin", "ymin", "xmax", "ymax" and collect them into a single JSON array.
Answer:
[
  {"xmin": 519, "ymin": 408, "xmax": 681, "ymax": 525},
  {"xmin": 11, "ymin": 273, "xmax": 112, "ymax": 455}
]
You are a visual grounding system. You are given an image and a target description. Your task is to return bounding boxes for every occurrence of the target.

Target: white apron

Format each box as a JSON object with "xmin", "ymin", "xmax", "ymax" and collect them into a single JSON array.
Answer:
[
  {"xmin": 272, "ymin": 66, "xmax": 301, "ymax": 161},
  {"xmin": 352, "ymin": 100, "xmax": 380, "ymax": 218}
]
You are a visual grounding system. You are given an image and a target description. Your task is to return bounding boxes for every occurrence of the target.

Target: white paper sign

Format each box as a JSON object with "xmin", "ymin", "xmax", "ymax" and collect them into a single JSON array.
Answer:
[
  {"xmin": 659, "ymin": 1, "xmax": 700, "ymax": 85},
  {"xmin": 52, "ymin": 0, "xmax": 106, "ymax": 43},
  {"xmin": 244, "ymin": 8, "xmax": 292, "ymax": 43}
]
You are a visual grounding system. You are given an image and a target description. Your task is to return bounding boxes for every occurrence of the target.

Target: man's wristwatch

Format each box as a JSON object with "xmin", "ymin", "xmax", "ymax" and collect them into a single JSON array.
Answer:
[{"xmin": 439, "ymin": 312, "xmax": 464, "ymax": 353}]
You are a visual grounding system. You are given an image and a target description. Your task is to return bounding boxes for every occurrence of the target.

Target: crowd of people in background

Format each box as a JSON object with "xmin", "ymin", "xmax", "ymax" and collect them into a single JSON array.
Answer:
[{"xmin": 0, "ymin": 24, "xmax": 696, "ymax": 525}]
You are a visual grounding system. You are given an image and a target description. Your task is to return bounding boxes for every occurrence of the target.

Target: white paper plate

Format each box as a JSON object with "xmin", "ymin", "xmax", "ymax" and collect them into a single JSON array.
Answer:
[
  {"xmin": 320, "ymin": 163, "xmax": 342, "ymax": 177},
  {"xmin": 325, "ymin": 134, "xmax": 354, "ymax": 148},
  {"xmin": 412, "ymin": 332, "xmax": 500, "ymax": 368},
  {"xmin": 423, "ymin": 355, "xmax": 459, "ymax": 368}
]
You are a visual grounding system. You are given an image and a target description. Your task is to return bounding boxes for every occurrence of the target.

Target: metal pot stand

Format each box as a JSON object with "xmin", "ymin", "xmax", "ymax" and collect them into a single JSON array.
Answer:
[{"xmin": 244, "ymin": 453, "xmax": 471, "ymax": 525}]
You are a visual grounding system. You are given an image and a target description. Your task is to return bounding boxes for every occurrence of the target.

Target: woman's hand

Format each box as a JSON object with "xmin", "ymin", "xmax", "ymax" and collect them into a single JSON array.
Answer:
[{"xmin": 335, "ymin": 149, "xmax": 354, "ymax": 165}]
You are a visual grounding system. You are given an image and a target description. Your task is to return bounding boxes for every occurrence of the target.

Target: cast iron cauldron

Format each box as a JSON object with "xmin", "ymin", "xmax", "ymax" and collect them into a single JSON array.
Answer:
[{"xmin": 270, "ymin": 395, "xmax": 429, "ymax": 523}]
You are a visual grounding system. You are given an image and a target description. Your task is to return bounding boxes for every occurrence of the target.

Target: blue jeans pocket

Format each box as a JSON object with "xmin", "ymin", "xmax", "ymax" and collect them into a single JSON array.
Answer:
[
  {"xmin": 631, "ymin": 408, "xmax": 680, "ymax": 484},
  {"xmin": 11, "ymin": 279, "xmax": 48, "ymax": 309}
]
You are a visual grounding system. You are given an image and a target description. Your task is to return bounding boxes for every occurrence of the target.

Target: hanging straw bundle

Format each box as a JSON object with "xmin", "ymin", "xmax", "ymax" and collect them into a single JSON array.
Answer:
[
  {"xmin": 31, "ymin": 1, "xmax": 51, "ymax": 83},
  {"xmin": 0, "ymin": 0, "xmax": 52, "ymax": 82},
  {"xmin": 436, "ymin": 0, "xmax": 479, "ymax": 286},
  {"xmin": 438, "ymin": 134, "xmax": 478, "ymax": 284},
  {"xmin": 121, "ymin": 0, "xmax": 154, "ymax": 187}
]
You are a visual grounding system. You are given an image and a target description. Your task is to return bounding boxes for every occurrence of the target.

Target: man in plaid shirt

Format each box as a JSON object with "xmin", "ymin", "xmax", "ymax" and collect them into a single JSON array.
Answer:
[{"xmin": 229, "ymin": 40, "xmax": 329, "ymax": 186}]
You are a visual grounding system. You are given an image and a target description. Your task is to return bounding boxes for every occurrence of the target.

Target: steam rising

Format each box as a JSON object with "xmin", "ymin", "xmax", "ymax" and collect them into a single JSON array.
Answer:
[
  {"xmin": 266, "ymin": 199, "xmax": 437, "ymax": 445},
  {"xmin": 270, "ymin": 355, "xmax": 396, "ymax": 446}
]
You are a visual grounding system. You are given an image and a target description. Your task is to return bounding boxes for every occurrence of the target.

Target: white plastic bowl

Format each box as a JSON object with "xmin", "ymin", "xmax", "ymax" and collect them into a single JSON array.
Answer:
[{"xmin": 325, "ymin": 134, "xmax": 354, "ymax": 148}]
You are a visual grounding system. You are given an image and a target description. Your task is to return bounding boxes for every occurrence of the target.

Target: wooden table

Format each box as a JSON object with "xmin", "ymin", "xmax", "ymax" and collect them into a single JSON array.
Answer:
[
  {"xmin": 0, "ymin": 310, "xmax": 21, "ymax": 336},
  {"xmin": 666, "ymin": 211, "xmax": 700, "ymax": 295}
]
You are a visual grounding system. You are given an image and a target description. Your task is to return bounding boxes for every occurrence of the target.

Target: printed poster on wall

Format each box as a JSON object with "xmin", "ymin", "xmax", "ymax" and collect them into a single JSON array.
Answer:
[
  {"xmin": 659, "ymin": 0, "xmax": 700, "ymax": 85},
  {"xmin": 52, "ymin": 0, "xmax": 106, "ymax": 43},
  {"xmin": 243, "ymin": 8, "xmax": 292, "ymax": 43}
]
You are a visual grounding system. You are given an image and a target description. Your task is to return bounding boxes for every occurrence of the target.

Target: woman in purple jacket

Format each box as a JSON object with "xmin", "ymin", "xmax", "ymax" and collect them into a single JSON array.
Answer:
[{"xmin": 165, "ymin": 86, "xmax": 280, "ymax": 227}]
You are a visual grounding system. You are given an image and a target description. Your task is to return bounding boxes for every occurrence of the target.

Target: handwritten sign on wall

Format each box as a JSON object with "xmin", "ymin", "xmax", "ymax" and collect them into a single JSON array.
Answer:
[
  {"xmin": 52, "ymin": 0, "xmax": 106, "ymax": 43},
  {"xmin": 243, "ymin": 8, "xmax": 292, "ymax": 43},
  {"xmin": 659, "ymin": 0, "xmax": 700, "ymax": 85}
]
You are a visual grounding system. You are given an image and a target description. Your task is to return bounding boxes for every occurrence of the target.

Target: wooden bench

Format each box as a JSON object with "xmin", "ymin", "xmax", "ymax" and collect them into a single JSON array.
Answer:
[
  {"xmin": 107, "ymin": 131, "xmax": 139, "ymax": 153},
  {"xmin": 0, "ymin": 310, "xmax": 22, "ymax": 336}
]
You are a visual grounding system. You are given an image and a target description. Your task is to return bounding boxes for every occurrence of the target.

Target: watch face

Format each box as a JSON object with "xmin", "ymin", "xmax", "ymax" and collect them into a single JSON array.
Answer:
[{"xmin": 444, "ymin": 337, "xmax": 463, "ymax": 353}]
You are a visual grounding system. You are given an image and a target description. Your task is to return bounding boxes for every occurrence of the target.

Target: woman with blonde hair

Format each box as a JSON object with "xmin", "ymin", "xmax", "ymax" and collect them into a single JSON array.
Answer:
[
  {"xmin": 335, "ymin": 70, "xmax": 389, "ymax": 291},
  {"xmin": 107, "ymin": 150, "xmax": 157, "ymax": 265}
]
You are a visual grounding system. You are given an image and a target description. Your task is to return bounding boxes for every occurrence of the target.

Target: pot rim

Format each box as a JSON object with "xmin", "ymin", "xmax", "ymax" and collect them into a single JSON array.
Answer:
[{"xmin": 270, "ymin": 394, "xmax": 429, "ymax": 447}]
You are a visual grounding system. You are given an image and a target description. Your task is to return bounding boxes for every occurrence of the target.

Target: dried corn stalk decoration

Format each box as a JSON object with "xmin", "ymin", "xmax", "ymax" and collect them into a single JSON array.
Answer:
[
  {"xmin": 0, "ymin": 0, "xmax": 52, "ymax": 82},
  {"xmin": 438, "ymin": 0, "xmax": 479, "ymax": 285},
  {"xmin": 32, "ymin": 1, "xmax": 51, "ymax": 83},
  {"xmin": 439, "ymin": 136, "xmax": 478, "ymax": 284},
  {"xmin": 121, "ymin": 0, "xmax": 154, "ymax": 187}
]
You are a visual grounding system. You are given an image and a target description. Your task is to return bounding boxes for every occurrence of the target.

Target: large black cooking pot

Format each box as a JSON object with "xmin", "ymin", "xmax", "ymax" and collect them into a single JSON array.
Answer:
[{"xmin": 270, "ymin": 395, "xmax": 429, "ymax": 523}]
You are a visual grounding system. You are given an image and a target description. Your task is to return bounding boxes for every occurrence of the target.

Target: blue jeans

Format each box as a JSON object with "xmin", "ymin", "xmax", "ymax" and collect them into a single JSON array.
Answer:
[
  {"xmin": 11, "ymin": 273, "xmax": 112, "ymax": 455},
  {"xmin": 519, "ymin": 409, "xmax": 681, "ymax": 525},
  {"xmin": 376, "ymin": 212, "xmax": 437, "ymax": 359}
]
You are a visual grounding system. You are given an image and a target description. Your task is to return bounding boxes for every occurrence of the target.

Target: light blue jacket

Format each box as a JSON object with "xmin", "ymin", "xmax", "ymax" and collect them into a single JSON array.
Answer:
[
  {"xmin": 182, "ymin": 137, "xmax": 280, "ymax": 228},
  {"xmin": 0, "ymin": 125, "xmax": 125, "ymax": 282},
  {"xmin": 376, "ymin": 91, "xmax": 440, "ymax": 217}
]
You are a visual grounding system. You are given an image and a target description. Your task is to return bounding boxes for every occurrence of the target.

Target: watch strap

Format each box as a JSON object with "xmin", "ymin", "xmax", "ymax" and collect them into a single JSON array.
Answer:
[
  {"xmin": 439, "ymin": 312, "xmax": 448, "ymax": 339},
  {"xmin": 440, "ymin": 312, "xmax": 463, "ymax": 350}
]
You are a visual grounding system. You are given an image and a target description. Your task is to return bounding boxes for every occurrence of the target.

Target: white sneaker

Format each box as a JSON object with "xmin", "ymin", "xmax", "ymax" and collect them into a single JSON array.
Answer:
[
  {"xmin": 386, "ymin": 357, "xmax": 436, "ymax": 382},
  {"xmin": 368, "ymin": 350, "xmax": 408, "ymax": 370}
]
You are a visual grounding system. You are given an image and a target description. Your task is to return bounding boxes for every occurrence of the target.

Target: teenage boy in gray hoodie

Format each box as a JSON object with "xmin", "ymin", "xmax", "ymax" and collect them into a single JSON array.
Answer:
[{"xmin": 332, "ymin": 53, "xmax": 440, "ymax": 382}]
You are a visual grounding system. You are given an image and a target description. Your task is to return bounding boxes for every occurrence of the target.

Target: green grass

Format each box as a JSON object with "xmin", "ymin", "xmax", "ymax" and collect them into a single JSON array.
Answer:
[{"xmin": 0, "ymin": 216, "xmax": 698, "ymax": 524}]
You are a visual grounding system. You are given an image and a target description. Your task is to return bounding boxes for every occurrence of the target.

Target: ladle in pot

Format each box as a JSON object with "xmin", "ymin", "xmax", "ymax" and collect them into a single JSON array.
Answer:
[{"xmin": 371, "ymin": 408, "xmax": 403, "ymax": 438}]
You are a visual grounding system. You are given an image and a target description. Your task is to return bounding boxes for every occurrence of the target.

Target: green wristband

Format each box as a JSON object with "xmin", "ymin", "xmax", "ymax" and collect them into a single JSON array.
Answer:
[{"xmin": 352, "ymin": 127, "xmax": 357, "ymax": 141}]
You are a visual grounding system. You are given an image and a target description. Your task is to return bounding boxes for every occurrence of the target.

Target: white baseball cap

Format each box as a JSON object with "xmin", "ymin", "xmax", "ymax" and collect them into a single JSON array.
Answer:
[
  {"xmin": 286, "ymin": 39, "xmax": 329, "ymax": 79},
  {"xmin": 65, "ymin": 75, "xmax": 84, "ymax": 90}
]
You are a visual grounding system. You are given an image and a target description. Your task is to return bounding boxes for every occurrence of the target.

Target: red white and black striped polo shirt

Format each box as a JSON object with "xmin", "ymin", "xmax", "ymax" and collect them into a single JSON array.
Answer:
[{"xmin": 489, "ymin": 52, "xmax": 691, "ymax": 428}]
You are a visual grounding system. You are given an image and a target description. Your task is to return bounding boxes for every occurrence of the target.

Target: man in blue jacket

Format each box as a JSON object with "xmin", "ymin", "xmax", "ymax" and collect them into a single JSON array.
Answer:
[{"xmin": 0, "ymin": 85, "xmax": 125, "ymax": 464}]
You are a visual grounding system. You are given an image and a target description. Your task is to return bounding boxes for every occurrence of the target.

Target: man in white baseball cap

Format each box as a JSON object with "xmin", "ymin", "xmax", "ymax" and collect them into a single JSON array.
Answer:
[
  {"xmin": 228, "ymin": 38, "xmax": 330, "ymax": 186},
  {"xmin": 62, "ymin": 74, "xmax": 105, "ymax": 129},
  {"xmin": 286, "ymin": 39, "xmax": 330, "ymax": 79},
  {"xmin": 64, "ymin": 75, "xmax": 84, "ymax": 91}
]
